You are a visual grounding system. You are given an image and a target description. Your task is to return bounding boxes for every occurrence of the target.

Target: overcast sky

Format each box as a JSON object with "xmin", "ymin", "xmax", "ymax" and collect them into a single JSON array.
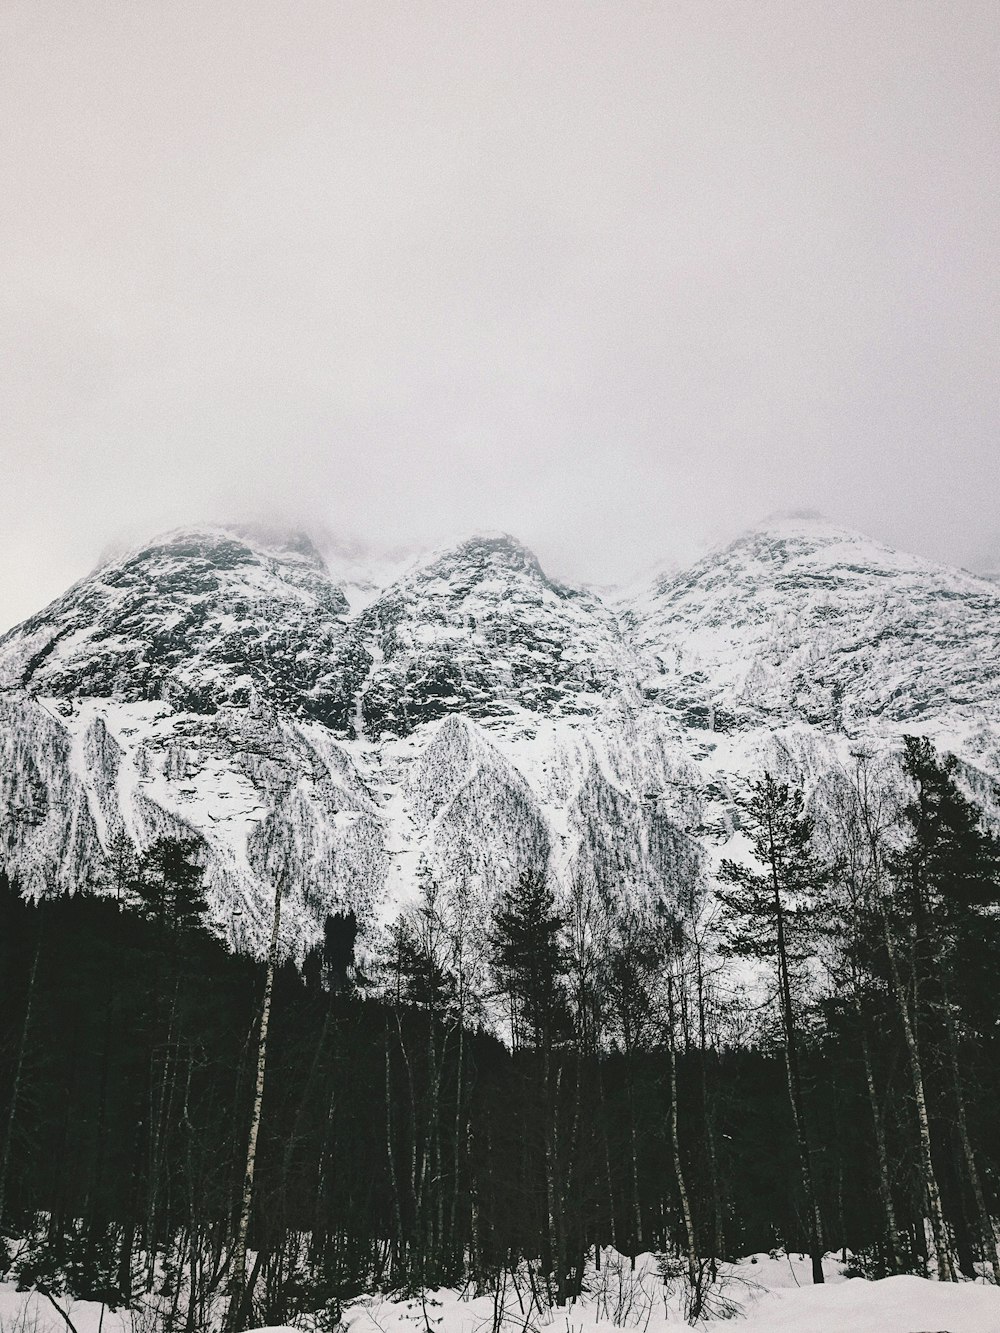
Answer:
[{"xmin": 1, "ymin": 1, "xmax": 998, "ymax": 630}]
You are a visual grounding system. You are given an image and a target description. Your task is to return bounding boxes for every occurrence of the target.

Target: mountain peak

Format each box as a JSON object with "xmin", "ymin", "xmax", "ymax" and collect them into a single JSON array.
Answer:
[
  {"xmin": 0, "ymin": 522, "xmax": 358, "ymax": 727},
  {"xmin": 348, "ymin": 531, "xmax": 632, "ymax": 737},
  {"xmin": 119, "ymin": 523, "xmax": 328, "ymax": 573},
  {"xmin": 3, "ymin": 509, "xmax": 1000, "ymax": 955},
  {"xmin": 629, "ymin": 506, "xmax": 1000, "ymax": 732},
  {"xmin": 730, "ymin": 511, "xmax": 885, "ymax": 556},
  {"xmin": 423, "ymin": 531, "xmax": 546, "ymax": 582}
]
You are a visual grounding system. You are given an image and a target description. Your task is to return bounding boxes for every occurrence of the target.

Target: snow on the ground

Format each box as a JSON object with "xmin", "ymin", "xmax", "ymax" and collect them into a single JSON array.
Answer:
[
  {"xmin": 725, "ymin": 1271, "xmax": 1000, "ymax": 1330},
  {"xmin": 5, "ymin": 1249, "xmax": 1000, "ymax": 1333},
  {"xmin": 333, "ymin": 1251, "xmax": 1000, "ymax": 1333}
]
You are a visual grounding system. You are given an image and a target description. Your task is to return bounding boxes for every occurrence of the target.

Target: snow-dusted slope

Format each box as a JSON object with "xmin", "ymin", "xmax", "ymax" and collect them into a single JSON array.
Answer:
[
  {"xmin": 1, "ymin": 515, "xmax": 997, "ymax": 954},
  {"xmin": 350, "ymin": 534, "xmax": 638, "ymax": 737},
  {"xmin": 0, "ymin": 526, "xmax": 366, "ymax": 729},
  {"xmin": 0, "ymin": 693, "xmax": 391, "ymax": 953},
  {"xmin": 0, "ymin": 528, "xmax": 700, "ymax": 950},
  {"xmin": 627, "ymin": 511, "xmax": 1000, "ymax": 740}
]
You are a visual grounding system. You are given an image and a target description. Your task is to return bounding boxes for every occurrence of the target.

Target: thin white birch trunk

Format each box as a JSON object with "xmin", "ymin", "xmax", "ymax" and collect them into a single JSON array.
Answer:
[{"xmin": 226, "ymin": 878, "xmax": 283, "ymax": 1331}]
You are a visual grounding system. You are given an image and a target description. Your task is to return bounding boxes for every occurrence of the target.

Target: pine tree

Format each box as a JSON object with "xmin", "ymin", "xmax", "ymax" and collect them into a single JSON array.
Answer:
[
  {"xmin": 717, "ymin": 773, "xmax": 827, "ymax": 1284},
  {"xmin": 227, "ymin": 874, "xmax": 284, "ymax": 1331},
  {"xmin": 129, "ymin": 837, "xmax": 210, "ymax": 940},
  {"xmin": 489, "ymin": 871, "xmax": 567, "ymax": 1052},
  {"xmin": 891, "ymin": 738, "xmax": 1000, "ymax": 1281},
  {"xmin": 324, "ymin": 910, "xmax": 359, "ymax": 993},
  {"xmin": 489, "ymin": 871, "xmax": 569, "ymax": 1301}
]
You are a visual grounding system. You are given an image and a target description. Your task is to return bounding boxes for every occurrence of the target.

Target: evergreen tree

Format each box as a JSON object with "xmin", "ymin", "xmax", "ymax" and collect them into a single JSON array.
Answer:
[
  {"xmin": 129, "ymin": 837, "xmax": 210, "ymax": 939},
  {"xmin": 717, "ymin": 773, "xmax": 827, "ymax": 1283},
  {"xmin": 895, "ymin": 736, "xmax": 1000, "ymax": 920},
  {"xmin": 324, "ymin": 910, "xmax": 359, "ymax": 993},
  {"xmin": 489, "ymin": 872, "xmax": 574, "ymax": 1301},
  {"xmin": 890, "ymin": 738, "xmax": 1000, "ymax": 1280},
  {"xmin": 489, "ymin": 870, "xmax": 567, "ymax": 1051}
]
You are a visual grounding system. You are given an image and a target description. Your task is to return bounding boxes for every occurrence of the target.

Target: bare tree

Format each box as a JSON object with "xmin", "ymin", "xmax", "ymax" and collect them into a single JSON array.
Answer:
[{"xmin": 227, "ymin": 875, "xmax": 284, "ymax": 1331}]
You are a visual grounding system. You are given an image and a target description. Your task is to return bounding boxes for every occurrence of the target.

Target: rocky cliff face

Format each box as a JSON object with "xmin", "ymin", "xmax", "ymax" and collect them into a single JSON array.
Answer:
[
  {"xmin": 350, "ymin": 534, "xmax": 638, "ymax": 737},
  {"xmin": 1, "ymin": 514, "xmax": 997, "ymax": 955},
  {"xmin": 0, "ymin": 526, "xmax": 368, "ymax": 729},
  {"xmin": 627, "ymin": 512, "xmax": 1000, "ymax": 731}
]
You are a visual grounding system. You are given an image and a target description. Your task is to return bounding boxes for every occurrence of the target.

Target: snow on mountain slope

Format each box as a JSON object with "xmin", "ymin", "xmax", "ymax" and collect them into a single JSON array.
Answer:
[
  {"xmin": 350, "ymin": 533, "xmax": 638, "ymax": 737},
  {"xmin": 0, "ymin": 692, "xmax": 391, "ymax": 953},
  {"xmin": 0, "ymin": 529, "xmax": 700, "ymax": 950},
  {"xmin": 627, "ymin": 510, "xmax": 1000, "ymax": 741},
  {"xmin": 0, "ymin": 525, "xmax": 367, "ymax": 730},
  {"xmin": 0, "ymin": 516, "xmax": 997, "ymax": 954}
]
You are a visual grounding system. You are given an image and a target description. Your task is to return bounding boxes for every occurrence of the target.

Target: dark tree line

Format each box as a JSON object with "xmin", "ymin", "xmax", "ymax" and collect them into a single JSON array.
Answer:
[{"xmin": 1, "ymin": 737, "xmax": 1000, "ymax": 1330}]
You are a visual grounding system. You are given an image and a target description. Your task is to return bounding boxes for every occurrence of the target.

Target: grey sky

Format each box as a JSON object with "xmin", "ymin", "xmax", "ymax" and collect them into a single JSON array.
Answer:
[{"xmin": 2, "ymin": 1, "xmax": 998, "ymax": 631}]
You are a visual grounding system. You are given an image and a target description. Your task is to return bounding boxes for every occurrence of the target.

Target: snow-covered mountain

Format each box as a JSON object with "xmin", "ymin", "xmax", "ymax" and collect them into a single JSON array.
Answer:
[
  {"xmin": 0, "ymin": 526, "xmax": 363, "ymax": 727},
  {"xmin": 1, "ymin": 513, "xmax": 998, "ymax": 954},
  {"xmin": 349, "ymin": 533, "xmax": 638, "ymax": 737},
  {"xmin": 627, "ymin": 511, "xmax": 1000, "ymax": 733}
]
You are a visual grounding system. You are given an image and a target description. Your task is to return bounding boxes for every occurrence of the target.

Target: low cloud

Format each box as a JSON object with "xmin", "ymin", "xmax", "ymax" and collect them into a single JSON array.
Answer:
[{"xmin": 2, "ymin": 1, "xmax": 998, "ymax": 628}]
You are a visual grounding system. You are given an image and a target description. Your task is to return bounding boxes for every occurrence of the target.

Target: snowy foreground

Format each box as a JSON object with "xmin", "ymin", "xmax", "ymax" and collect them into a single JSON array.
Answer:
[{"xmin": 5, "ymin": 1252, "xmax": 1000, "ymax": 1333}]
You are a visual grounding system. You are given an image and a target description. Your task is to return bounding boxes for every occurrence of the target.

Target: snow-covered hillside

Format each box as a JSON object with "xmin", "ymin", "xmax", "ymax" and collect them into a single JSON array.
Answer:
[
  {"xmin": 1, "ymin": 514, "xmax": 998, "ymax": 953},
  {"xmin": 350, "ymin": 533, "xmax": 639, "ymax": 736},
  {"xmin": 626, "ymin": 510, "xmax": 1000, "ymax": 734},
  {"xmin": 0, "ymin": 526, "xmax": 365, "ymax": 728}
]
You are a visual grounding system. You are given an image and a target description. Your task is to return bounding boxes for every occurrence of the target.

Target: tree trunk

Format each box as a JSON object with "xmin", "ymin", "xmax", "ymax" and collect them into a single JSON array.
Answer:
[
  {"xmin": 694, "ymin": 928, "xmax": 723, "ymax": 1272},
  {"xmin": 880, "ymin": 905, "xmax": 955, "ymax": 1281},
  {"xmin": 625, "ymin": 1060, "xmax": 644, "ymax": 1255},
  {"xmin": 667, "ymin": 976, "xmax": 701, "ymax": 1316},
  {"xmin": 943, "ymin": 996, "xmax": 1000, "ymax": 1283},
  {"xmin": 384, "ymin": 1027, "xmax": 404, "ymax": 1277},
  {"xmin": 226, "ymin": 878, "xmax": 283, "ymax": 1332},
  {"xmin": 771, "ymin": 866, "xmax": 824, "ymax": 1283},
  {"xmin": 0, "ymin": 914, "xmax": 43, "ymax": 1229},
  {"xmin": 550, "ymin": 1060, "xmax": 568, "ymax": 1305},
  {"xmin": 595, "ymin": 1065, "xmax": 619, "ymax": 1255},
  {"xmin": 449, "ymin": 1016, "xmax": 465, "ymax": 1271},
  {"xmin": 856, "ymin": 1006, "xmax": 904, "ymax": 1273},
  {"xmin": 541, "ymin": 1043, "xmax": 560, "ymax": 1304}
]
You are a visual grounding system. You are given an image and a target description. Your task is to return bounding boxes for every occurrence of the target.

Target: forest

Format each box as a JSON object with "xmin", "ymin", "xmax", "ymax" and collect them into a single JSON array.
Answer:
[{"xmin": 2, "ymin": 736, "xmax": 1000, "ymax": 1329}]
